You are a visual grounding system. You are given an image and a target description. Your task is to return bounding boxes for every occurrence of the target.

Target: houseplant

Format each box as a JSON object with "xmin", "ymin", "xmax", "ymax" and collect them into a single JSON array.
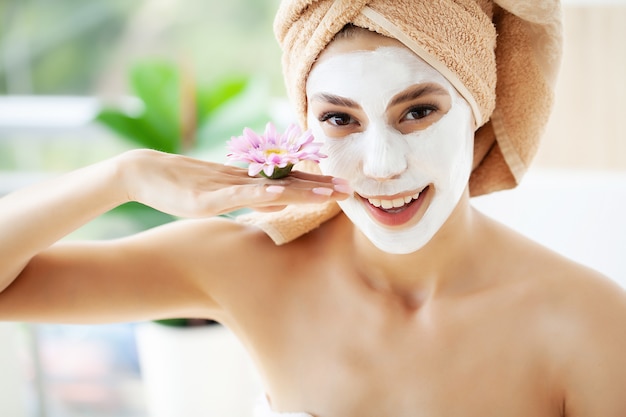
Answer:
[
  {"xmin": 96, "ymin": 58, "xmax": 271, "ymax": 231},
  {"xmin": 95, "ymin": 58, "xmax": 267, "ymax": 416}
]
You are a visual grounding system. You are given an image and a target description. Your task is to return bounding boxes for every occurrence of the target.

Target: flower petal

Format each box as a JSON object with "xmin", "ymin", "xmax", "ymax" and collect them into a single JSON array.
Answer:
[
  {"xmin": 262, "ymin": 164, "xmax": 275, "ymax": 177},
  {"xmin": 227, "ymin": 123, "xmax": 326, "ymax": 179},
  {"xmin": 248, "ymin": 163, "xmax": 264, "ymax": 177}
]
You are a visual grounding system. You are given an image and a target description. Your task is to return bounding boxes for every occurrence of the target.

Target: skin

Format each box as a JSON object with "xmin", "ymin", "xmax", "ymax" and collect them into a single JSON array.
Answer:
[{"xmin": 1, "ymin": 29, "xmax": 625, "ymax": 417}]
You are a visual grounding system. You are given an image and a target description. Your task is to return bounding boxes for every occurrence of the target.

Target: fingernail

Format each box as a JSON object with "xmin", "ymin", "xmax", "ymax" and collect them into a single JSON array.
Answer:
[
  {"xmin": 332, "ymin": 177, "xmax": 350, "ymax": 185},
  {"xmin": 312, "ymin": 187, "xmax": 334, "ymax": 196},
  {"xmin": 266, "ymin": 185, "xmax": 285, "ymax": 194},
  {"xmin": 333, "ymin": 184, "xmax": 353, "ymax": 194}
]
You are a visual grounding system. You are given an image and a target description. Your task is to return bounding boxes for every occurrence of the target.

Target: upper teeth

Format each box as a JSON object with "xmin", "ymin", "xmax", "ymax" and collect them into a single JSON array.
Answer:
[{"xmin": 367, "ymin": 192, "xmax": 421, "ymax": 209}]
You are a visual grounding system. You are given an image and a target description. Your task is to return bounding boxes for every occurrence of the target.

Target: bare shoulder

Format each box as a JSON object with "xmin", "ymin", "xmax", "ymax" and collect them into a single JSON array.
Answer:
[
  {"xmin": 478, "ymin": 210, "xmax": 623, "ymax": 300},
  {"xmin": 132, "ymin": 215, "xmax": 292, "ymax": 283},
  {"xmin": 543, "ymin": 261, "xmax": 626, "ymax": 416},
  {"xmin": 140, "ymin": 214, "xmax": 318, "ymax": 315},
  {"xmin": 483, "ymin": 213, "xmax": 625, "ymax": 330},
  {"xmin": 482, "ymin": 215, "xmax": 626, "ymax": 416}
]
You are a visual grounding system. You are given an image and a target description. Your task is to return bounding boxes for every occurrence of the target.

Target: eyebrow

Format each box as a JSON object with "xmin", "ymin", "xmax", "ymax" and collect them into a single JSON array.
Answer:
[
  {"xmin": 388, "ymin": 84, "xmax": 449, "ymax": 107},
  {"xmin": 310, "ymin": 84, "xmax": 449, "ymax": 110},
  {"xmin": 310, "ymin": 93, "xmax": 361, "ymax": 109}
]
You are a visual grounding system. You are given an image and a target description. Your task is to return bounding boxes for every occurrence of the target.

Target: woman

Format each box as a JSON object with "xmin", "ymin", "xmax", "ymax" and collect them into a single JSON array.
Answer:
[{"xmin": 1, "ymin": 0, "xmax": 625, "ymax": 416}]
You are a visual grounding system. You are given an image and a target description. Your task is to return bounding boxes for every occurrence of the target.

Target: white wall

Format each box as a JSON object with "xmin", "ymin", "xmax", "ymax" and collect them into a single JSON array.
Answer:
[{"xmin": 473, "ymin": 170, "xmax": 626, "ymax": 288}]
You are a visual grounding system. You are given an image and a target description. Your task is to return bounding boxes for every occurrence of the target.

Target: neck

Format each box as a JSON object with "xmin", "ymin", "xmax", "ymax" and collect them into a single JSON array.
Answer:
[{"xmin": 351, "ymin": 190, "xmax": 480, "ymax": 306}]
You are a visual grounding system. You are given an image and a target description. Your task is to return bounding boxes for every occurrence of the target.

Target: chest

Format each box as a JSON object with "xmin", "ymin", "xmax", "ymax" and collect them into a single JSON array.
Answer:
[{"xmin": 261, "ymin": 282, "xmax": 558, "ymax": 417}]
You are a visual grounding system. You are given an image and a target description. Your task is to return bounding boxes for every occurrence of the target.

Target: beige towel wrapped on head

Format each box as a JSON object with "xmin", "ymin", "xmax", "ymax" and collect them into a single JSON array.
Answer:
[{"xmin": 237, "ymin": 0, "xmax": 563, "ymax": 245}]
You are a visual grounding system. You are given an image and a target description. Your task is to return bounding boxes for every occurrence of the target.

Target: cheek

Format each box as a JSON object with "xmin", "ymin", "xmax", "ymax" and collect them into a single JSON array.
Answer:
[
  {"xmin": 436, "ymin": 111, "xmax": 474, "ymax": 177},
  {"xmin": 423, "ymin": 123, "xmax": 467, "ymax": 166},
  {"xmin": 319, "ymin": 136, "xmax": 362, "ymax": 178},
  {"xmin": 309, "ymin": 119, "xmax": 363, "ymax": 178},
  {"xmin": 404, "ymin": 106, "xmax": 474, "ymax": 183}
]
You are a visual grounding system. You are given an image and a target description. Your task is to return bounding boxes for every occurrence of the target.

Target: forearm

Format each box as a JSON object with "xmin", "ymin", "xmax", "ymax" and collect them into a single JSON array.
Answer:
[{"xmin": 0, "ymin": 155, "xmax": 128, "ymax": 291}]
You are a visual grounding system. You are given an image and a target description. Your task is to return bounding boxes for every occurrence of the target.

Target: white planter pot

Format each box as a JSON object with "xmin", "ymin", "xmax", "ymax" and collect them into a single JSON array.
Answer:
[
  {"xmin": 0, "ymin": 323, "xmax": 28, "ymax": 417},
  {"xmin": 135, "ymin": 322, "xmax": 263, "ymax": 417}
]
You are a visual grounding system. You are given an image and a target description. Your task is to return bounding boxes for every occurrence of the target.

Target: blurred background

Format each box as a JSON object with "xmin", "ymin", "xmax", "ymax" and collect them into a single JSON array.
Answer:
[{"xmin": 0, "ymin": 0, "xmax": 624, "ymax": 416}]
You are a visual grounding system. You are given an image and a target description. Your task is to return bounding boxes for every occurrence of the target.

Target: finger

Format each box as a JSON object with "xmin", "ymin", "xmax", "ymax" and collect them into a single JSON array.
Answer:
[
  {"xmin": 210, "ymin": 183, "xmax": 348, "ymax": 214},
  {"xmin": 252, "ymin": 205, "xmax": 288, "ymax": 213},
  {"xmin": 289, "ymin": 181, "xmax": 353, "ymax": 199},
  {"xmin": 266, "ymin": 183, "xmax": 351, "ymax": 205},
  {"xmin": 218, "ymin": 165, "xmax": 352, "ymax": 193},
  {"xmin": 288, "ymin": 170, "xmax": 351, "ymax": 186},
  {"xmin": 259, "ymin": 174, "xmax": 353, "ymax": 195}
]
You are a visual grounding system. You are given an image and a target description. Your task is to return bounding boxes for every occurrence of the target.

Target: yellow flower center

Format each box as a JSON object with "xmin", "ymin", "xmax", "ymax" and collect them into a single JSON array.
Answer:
[{"xmin": 264, "ymin": 148, "xmax": 286, "ymax": 156}]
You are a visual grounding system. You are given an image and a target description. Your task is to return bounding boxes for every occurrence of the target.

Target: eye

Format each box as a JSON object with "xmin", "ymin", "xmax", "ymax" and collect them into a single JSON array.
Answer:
[
  {"xmin": 403, "ymin": 105, "xmax": 437, "ymax": 121},
  {"xmin": 319, "ymin": 112, "xmax": 358, "ymax": 127}
]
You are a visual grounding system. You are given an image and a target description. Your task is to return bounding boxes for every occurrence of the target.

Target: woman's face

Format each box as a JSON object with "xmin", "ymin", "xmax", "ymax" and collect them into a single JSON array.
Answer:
[{"xmin": 306, "ymin": 33, "xmax": 475, "ymax": 254}]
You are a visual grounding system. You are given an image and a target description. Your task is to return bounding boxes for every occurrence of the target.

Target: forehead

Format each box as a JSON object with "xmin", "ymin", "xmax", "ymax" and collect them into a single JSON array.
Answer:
[
  {"xmin": 307, "ymin": 28, "xmax": 452, "ymax": 100},
  {"xmin": 306, "ymin": 46, "xmax": 453, "ymax": 102}
]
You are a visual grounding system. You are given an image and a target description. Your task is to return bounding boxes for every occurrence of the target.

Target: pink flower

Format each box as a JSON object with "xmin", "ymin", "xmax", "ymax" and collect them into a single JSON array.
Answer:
[{"xmin": 226, "ymin": 122, "xmax": 326, "ymax": 179}]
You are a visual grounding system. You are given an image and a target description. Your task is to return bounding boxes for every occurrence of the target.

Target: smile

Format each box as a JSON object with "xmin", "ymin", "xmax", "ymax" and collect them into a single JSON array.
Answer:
[
  {"xmin": 359, "ymin": 186, "xmax": 430, "ymax": 226},
  {"xmin": 366, "ymin": 191, "xmax": 422, "ymax": 211}
]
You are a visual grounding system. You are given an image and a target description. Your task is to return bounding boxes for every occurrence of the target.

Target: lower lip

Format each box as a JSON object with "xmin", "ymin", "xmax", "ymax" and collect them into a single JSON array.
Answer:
[{"xmin": 361, "ymin": 186, "xmax": 430, "ymax": 227}]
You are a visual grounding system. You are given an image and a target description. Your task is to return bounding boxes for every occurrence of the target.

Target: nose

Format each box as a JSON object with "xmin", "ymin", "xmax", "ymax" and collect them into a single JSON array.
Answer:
[{"xmin": 361, "ymin": 124, "xmax": 408, "ymax": 180}]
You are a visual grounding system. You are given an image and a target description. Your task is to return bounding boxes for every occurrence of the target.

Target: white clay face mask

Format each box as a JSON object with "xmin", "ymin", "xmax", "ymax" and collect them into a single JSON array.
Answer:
[{"xmin": 306, "ymin": 46, "xmax": 475, "ymax": 254}]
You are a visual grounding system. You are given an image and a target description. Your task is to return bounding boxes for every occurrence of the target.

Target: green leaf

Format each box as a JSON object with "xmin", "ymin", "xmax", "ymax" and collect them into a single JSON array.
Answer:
[
  {"xmin": 195, "ymin": 77, "xmax": 271, "ymax": 152},
  {"xmin": 95, "ymin": 110, "xmax": 145, "ymax": 145},
  {"xmin": 108, "ymin": 202, "xmax": 175, "ymax": 230},
  {"xmin": 129, "ymin": 60, "xmax": 182, "ymax": 152},
  {"xmin": 94, "ymin": 60, "xmax": 271, "ymax": 158},
  {"xmin": 154, "ymin": 318, "xmax": 189, "ymax": 327},
  {"xmin": 196, "ymin": 76, "xmax": 248, "ymax": 123},
  {"xmin": 95, "ymin": 109, "xmax": 179, "ymax": 153},
  {"xmin": 154, "ymin": 318, "xmax": 217, "ymax": 327}
]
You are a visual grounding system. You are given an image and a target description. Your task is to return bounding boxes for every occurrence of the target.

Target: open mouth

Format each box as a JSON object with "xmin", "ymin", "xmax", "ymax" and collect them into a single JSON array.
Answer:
[{"xmin": 360, "ymin": 186, "xmax": 430, "ymax": 227}]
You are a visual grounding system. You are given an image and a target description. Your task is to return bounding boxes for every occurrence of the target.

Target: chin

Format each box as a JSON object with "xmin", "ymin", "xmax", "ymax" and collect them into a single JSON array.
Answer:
[{"xmin": 339, "ymin": 198, "xmax": 439, "ymax": 255}]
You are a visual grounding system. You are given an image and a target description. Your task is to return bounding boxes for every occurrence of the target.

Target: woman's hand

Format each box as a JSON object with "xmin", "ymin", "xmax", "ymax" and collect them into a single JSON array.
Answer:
[{"xmin": 118, "ymin": 149, "xmax": 351, "ymax": 218}]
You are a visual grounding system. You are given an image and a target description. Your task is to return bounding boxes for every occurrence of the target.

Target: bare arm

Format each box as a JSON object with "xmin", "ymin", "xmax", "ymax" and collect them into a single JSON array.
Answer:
[
  {"xmin": 0, "ymin": 149, "xmax": 348, "ymax": 323},
  {"xmin": 0, "ymin": 218, "xmax": 260, "ymax": 323},
  {"xmin": 0, "ymin": 156, "xmax": 125, "ymax": 291}
]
